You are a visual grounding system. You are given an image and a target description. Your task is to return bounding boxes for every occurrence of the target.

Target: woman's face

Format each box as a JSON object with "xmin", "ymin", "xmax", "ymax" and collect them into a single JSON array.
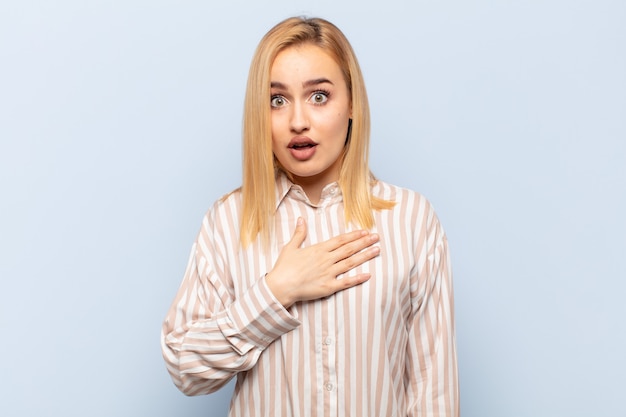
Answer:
[{"xmin": 270, "ymin": 43, "xmax": 351, "ymax": 193}]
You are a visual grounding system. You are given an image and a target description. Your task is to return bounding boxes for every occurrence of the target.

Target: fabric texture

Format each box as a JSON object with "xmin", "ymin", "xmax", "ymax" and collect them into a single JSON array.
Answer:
[{"xmin": 161, "ymin": 173, "xmax": 459, "ymax": 416}]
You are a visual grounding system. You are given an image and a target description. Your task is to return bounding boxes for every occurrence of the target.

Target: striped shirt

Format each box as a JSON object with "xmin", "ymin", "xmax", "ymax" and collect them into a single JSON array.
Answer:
[{"xmin": 161, "ymin": 173, "xmax": 459, "ymax": 416}]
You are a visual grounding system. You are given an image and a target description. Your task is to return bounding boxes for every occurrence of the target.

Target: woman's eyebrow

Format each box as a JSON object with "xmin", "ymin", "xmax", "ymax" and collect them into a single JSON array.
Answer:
[
  {"xmin": 270, "ymin": 78, "xmax": 334, "ymax": 90},
  {"xmin": 303, "ymin": 78, "xmax": 333, "ymax": 88}
]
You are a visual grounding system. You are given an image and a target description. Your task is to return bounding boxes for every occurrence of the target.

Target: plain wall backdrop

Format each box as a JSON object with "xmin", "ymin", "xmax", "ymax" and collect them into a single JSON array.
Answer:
[{"xmin": 1, "ymin": 0, "xmax": 624, "ymax": 416}]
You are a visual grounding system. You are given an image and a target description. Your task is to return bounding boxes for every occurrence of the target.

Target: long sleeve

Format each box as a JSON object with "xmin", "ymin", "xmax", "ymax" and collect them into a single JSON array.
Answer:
[
  {"xmin": 405, "ymin": 212, "xmax": 459, "ymax": 417},
  {"xmin": 161, "ymin": 204, "xmax": 301, "ymax": 396}
]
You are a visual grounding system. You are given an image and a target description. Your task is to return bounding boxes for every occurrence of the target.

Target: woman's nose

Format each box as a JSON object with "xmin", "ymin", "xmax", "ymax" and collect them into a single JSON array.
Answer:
[{"xmin": 289, "ymin": 102, "xmax": 310, "ymax": 133}]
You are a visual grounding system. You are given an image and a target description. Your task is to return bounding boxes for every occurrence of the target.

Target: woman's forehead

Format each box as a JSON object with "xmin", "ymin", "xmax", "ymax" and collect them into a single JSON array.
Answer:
[{"xmin": 271, "ymin": 44, "xmax": 343, "ymax": 83}]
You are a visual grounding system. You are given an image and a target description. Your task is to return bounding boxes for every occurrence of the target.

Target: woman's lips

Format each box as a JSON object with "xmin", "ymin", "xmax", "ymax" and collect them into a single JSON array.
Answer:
[{"xmin": 288, "ymin": 137, "xmax": 317, "ymax": 161}]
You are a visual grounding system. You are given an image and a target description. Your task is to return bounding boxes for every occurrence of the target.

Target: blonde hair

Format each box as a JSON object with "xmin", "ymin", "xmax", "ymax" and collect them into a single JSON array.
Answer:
[{"xmin": 240, "ymin": 16, "xmax": 394, "ymax": 246}]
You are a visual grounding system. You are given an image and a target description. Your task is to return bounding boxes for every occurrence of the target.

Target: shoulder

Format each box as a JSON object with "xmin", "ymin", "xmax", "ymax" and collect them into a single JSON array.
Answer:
[
  {"xmin": 371, "ymin": 179, "xmax": 445, "ymax": 237},
  {"xmin": 199, "ymin": 188, "xmax": 243, "ymax": 234},
  {"xmin": 210, "ymin": 187, "xmax": 242, "ymax": 214},
  {"xmin": 372, "ymin": 179, "xmax": 435, "ymax": 213}
]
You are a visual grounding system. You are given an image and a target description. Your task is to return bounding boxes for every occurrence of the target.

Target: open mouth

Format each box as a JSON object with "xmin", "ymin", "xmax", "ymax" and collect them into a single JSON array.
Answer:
[
  {"xmin": 289, "ymin": 143, "xmax": 316, "ymax": 149},
  {"xmin": 288, "ymin": 136, "xmax": 318, "ymax": 149},
  {"xmin": 287, "ymin": 137, "xmax": 318, "ymax": 160}
]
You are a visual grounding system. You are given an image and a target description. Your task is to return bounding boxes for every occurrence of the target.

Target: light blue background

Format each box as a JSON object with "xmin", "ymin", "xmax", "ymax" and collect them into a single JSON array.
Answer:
[{"xmin": 1, "ymin": 0, "xmax": 624, "ymax": 416}]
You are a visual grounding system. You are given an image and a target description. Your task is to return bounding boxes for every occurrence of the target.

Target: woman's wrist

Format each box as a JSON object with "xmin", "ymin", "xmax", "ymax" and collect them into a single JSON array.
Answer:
[{"xmin": 265, "ymin": 271, "xmax": 294, "ymax": 308}]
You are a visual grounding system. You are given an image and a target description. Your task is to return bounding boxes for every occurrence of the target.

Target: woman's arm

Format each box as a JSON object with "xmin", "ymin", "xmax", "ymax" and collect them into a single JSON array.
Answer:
[
  {"xmin": 161, "ymin": 238, "xmax": 300, "ymax": 396},
  {"xmin": 405, "ymin": 214, "xmax": 459, "ymax": 417}
]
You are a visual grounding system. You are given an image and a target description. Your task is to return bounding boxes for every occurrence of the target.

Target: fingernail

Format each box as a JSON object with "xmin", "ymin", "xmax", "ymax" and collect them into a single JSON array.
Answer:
[{"xmin": 297, "ymin": 217, "xmax": 303, "ymax": 226}]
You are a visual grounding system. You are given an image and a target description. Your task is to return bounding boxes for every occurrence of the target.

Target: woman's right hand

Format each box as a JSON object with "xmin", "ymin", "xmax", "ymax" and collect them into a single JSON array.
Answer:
[{"xmin": 265, "ymin": 217, "xmax": 380, "ymax": 308}]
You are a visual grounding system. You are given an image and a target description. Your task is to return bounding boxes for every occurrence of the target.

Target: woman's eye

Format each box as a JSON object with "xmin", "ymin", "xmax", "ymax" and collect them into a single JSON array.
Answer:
[
  {"xmin": 310, "ymin": 92, "xmax": 328, "ymax": 104},
  {"xmin": 271, "ymin": 96, "xmax": 286, "ymax": 108}
]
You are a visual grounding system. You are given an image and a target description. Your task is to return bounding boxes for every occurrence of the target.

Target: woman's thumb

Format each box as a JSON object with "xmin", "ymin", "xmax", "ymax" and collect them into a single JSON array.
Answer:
[{"xmin": 289, "ymin": 217, "xmax": 307, "ymax": 247}]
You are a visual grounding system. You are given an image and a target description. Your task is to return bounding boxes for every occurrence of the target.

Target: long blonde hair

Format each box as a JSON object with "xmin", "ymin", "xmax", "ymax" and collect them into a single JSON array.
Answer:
[{"xmin": 240, "ymin": 16, "xmax": 394, "ymax": 246}]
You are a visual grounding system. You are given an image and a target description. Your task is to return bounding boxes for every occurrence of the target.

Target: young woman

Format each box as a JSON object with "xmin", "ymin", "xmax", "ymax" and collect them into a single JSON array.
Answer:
[{"xmin": 162, "ymin": 16, "xmax": 459, "ymax": 417}]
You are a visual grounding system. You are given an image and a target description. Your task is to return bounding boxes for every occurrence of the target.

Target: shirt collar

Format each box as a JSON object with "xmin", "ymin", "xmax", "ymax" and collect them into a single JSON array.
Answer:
[
  {"xmin": 274, "ymin": 170, "xmax": 343, "ymax": 211},
  {"xmin": 275, "ymin": 171, "xmax": 293, "ymax": 210}
]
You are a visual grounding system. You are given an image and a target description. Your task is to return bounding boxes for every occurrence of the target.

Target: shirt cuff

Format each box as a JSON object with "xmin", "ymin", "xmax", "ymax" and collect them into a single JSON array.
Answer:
[{"xmin": 218, "ymin": 275, "xmax": 301, "ymax": 355}]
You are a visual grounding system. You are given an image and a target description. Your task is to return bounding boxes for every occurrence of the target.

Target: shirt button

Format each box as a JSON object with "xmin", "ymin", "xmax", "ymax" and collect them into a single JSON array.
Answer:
[
  {"xmin": 325, "ymin": 383, "xmax": 333, "ymax": 391},
  {"xmin": 323, "ymin": 337, "xmax": 333, "ymax": 345}
]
